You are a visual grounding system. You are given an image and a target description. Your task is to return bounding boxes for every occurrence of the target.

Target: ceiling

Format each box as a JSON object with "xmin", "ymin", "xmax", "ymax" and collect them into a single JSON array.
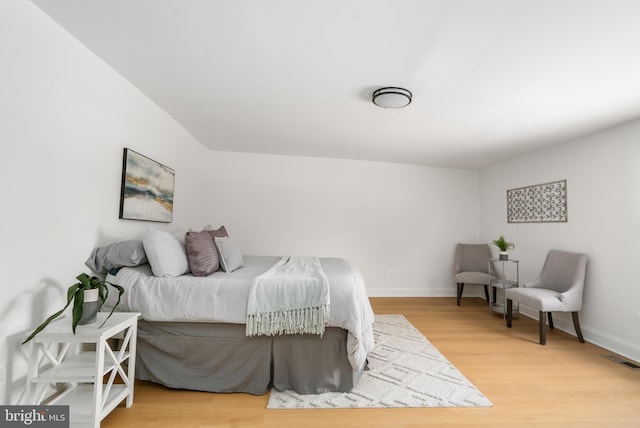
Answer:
[{"xmin": 32, "ymin": 0, "xmax": 640, "ymax": 169}]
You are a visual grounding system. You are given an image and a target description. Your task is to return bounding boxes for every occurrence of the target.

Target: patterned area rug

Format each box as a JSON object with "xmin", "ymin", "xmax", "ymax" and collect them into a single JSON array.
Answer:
[{"xmin": 267, "ymin": 314, "xmax": 493, "ymax": 409}]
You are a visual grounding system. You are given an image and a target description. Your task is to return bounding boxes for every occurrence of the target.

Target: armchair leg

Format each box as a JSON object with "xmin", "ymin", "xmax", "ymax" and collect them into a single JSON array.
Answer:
[
  {"xmin": 483, "ymin": 285, "xmax": 490, "ymax": 303},
  {"xmin": 572, "ymin": 312, "xmax": 585, "ymax": 343},
  {"xmin": 539, "ymin": 311, "xmax": 547, "ymax": 345},
  {"xmin": 506, "ymin": 299, "xmax": 513, "ymax": 328},
  {"xmin": 548, "ymin": 313, "xmax": 554, "ymax": 330},
  {"xmin": 456, "ymin": 283, "xmax": 464, "ymax": 306}
]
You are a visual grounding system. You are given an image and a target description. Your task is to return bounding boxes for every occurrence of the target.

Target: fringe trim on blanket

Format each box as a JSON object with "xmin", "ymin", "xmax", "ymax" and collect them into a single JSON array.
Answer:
[{"xmin": 246, "ymin": 305, "xmax": 330, "ymax": 337}]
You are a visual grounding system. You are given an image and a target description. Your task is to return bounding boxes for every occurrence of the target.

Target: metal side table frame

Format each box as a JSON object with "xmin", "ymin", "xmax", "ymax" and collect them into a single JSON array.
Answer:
[{"xmin": 488, "ymin": 258, "xmax": 519, "ymax": 318}]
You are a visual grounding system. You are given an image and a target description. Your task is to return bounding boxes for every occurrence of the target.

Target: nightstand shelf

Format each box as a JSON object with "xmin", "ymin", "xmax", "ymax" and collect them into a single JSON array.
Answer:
[{"xmin": 30, "ymin": 351, "xmax": 130, "ymax": 383}]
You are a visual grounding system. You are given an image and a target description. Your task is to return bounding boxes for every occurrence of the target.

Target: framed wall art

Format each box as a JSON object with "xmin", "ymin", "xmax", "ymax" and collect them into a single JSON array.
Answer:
[
  {"xmin": 507, "ymin": 179, "xmax": 567, "ymax": 223},
  {"xmin": 119, "ymin": 148, "xmax": 175, "ymax": 222}
]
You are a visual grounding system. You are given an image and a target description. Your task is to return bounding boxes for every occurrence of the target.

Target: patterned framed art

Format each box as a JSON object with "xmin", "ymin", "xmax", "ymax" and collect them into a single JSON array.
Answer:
[
  {"xmin": 507, "ymin": 179, "xmax": 567, "ymax": 223},
  {"xmin": 119, "ymin": 148, "xmax": 175, "ymax": 222}
]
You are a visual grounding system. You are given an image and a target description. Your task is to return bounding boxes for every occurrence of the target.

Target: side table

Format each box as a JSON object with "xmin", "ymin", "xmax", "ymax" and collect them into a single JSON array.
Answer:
[
  {"xmin": 488, "ymin": 258, "xmax": 519, "ymax": 318},
  {"xmin": 27, "ymin": 312, "xmax": 140, "ymax": 428}
]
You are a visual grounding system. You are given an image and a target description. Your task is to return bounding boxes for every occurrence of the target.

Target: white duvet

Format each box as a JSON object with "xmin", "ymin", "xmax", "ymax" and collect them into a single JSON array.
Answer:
[{"xmin": 106, "ymin": 255, "xmax": 375, "ymax": 372}]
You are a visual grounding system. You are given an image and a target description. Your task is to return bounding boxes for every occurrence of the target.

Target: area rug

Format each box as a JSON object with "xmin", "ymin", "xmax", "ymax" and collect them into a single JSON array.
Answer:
[{"xmin": 267, "ymin": 314, "xmax": 493, "ymax": 409}]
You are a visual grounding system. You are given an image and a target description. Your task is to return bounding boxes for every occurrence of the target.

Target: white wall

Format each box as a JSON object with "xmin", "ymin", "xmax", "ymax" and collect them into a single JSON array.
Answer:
[
  {"xmin": 208, "ymin": 151, "xmax": 480, "ymax": 296},
  {"xmin": 0, "ymin": 1, "xmax": 211, "ymax": 404},
  {"xmin": 480, "ymin": 118, "xmax": 640, "ymax": 362}
]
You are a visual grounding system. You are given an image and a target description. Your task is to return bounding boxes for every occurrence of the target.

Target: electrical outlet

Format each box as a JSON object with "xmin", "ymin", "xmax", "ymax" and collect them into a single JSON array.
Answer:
[
  {"xmin": 636, "ymin": 312, "xmax": 640, "ymax": 328},
  {"xmin": 387, "ymin": 269, "xmax": 393, "ymax": 278}
]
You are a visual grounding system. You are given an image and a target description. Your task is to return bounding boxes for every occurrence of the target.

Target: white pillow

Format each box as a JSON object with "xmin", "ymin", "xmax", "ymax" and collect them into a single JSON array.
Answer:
[
  {"xmin": 172, "ymin": 230, "xmax": 191, "ymax": 274},
  {"xmin": 142, "ymin": 227, "xmax": 189, "ymax": 277},
  {"xmin": 214, "ymin": 236, "xmax": 243, "ymax": 272}
]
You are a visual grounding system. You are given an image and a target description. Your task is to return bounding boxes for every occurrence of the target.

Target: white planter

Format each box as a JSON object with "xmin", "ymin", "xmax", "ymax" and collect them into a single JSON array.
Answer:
[{"xmin": 79, "ymin": 288, "xmax": 99, "ymax": 325}]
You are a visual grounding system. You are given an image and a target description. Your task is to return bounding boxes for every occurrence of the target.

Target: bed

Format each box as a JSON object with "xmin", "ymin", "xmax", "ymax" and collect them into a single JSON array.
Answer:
[{"xmin": 105, "ymin": 255, "xmax": 375, "ymax": 395}]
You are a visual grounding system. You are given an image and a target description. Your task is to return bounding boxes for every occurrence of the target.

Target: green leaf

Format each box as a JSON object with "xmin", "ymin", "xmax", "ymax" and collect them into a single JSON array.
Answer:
[
  {"xmin": 76, "ymin": 273, "xmax": 91, "ymax": 289},
  {"xmin": 99, "ymin": 281, "xmax": 125, "ymax": 328},
  {"xmin": 89, "ymin": 276, "xmax": 102, "ymax": 289},
  {"xmin": 98, "ymin": 283, "xmax": 107, "ymax": 307},
  {"xmin": 492, "ymin": 235, "xmax": 514, "ymax": 251},
  {"xmin": 21, "ymin": 283, "xmax": 81, "ymax": 344},
  {"xmin": 22, "ymin": 307, "xmax": 65, "ymax": 344},
  {"xmin": 71, "ymin": 287, "xmax": 85, "ymax": 334}
]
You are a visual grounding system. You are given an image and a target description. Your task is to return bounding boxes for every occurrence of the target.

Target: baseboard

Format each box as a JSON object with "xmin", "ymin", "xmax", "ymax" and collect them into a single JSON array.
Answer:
[
  {"xmin": 367, "ymin": 288, "xmax": 455, "ymax": 297},
  {"xmin": 367, "ymin": 287, "xmax": 489, "ymax": 298},
  {"xmin": 516, "ymin": 307, "xmax": 640, "ymax": 363}
]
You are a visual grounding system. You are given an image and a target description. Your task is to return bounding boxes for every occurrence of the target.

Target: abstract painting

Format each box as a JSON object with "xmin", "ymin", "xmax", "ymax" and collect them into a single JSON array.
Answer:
[
  {"xmin": 507, "ymin": 179, "xmax": 567, "ymax": 223},
  {"xmin": 119, "ymin": 148, "xmax": 175, "ymax": 222}
]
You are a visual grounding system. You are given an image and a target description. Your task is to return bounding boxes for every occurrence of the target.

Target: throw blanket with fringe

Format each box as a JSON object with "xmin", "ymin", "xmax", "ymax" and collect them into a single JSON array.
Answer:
[{"xmin": 246, "ymin": 256, "xmax": 330, "ymax": 337}]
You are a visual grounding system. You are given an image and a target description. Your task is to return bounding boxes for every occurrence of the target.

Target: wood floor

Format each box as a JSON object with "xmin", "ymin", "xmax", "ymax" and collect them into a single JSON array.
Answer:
[{"xmin": 102, "ymin": 297, "xmax": 640, "ymax": 428}]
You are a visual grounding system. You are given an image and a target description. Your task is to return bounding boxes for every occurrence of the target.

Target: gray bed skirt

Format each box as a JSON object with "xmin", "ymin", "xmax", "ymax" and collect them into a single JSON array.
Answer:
[{"xmin": 136, "ymin": 320, "xmax": 363, "ymax": 395}]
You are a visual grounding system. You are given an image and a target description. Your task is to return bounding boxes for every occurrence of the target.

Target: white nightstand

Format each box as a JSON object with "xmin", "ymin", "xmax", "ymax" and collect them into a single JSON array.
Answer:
[{"xmin": 27, "ymin": 312, "xmax": 140, "ymax": 428}]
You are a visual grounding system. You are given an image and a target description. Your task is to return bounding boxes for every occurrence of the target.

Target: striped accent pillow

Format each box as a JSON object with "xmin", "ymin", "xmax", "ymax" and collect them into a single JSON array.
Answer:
[{"xmin": 185, "ymin": 230, "xmax": 219, "ymax": 276}]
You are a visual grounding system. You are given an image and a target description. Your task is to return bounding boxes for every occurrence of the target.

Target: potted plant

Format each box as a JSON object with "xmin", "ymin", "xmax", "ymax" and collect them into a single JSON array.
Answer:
[
  {"xmin": 22, "ymin": 273, "xmax": 124, "ymax": 344},
  {"xmin": 492, "ymin": 235, "xmax": 515, "ymax": 261}
]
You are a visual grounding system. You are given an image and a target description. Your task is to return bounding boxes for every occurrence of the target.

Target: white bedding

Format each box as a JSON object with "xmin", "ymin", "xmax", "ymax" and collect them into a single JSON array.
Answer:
[{"xmin": 106, "ymin": 255, "xmax": 375, "ymax": 371}]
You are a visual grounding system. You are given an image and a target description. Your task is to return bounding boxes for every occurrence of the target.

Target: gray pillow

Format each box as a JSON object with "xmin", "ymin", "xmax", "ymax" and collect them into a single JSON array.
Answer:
[
  {"xmin": 185, "ymin": 230, "xmax": 219, "ymax": 276},
  {"xmin": 85, "ymin": 240, "xmax": 148, "ymax": 273},
  {"xmin": 214, "ymin": 236, "xmax": 243, "ymax": 272}
]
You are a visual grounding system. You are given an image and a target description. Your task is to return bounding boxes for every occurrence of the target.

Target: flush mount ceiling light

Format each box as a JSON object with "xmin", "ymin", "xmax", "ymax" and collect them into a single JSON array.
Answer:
[{"xmin": 372, "ymin": 87, "xmax": 412, "ymax": 108}]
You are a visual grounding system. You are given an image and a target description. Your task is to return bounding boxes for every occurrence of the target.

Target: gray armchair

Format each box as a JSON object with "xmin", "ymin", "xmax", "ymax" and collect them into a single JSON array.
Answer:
[
  {"xmin": 505, "ymin": 249, "xmax": 588, "ymax": 345},
  {"xmin": 454, "ymin": 243, "xmax": 496, "ymax": 306}
]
